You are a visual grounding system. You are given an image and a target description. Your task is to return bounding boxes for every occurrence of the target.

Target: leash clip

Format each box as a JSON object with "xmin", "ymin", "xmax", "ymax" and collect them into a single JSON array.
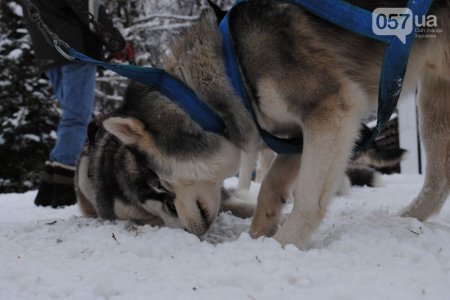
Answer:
[{"xmin": 53, "ymin": 40, "xmax": 75, "ymax": 61}]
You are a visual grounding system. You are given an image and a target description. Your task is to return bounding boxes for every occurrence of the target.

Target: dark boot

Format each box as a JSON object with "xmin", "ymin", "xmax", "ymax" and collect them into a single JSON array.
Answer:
[
  {"xmin": 34, "ymin": 161, "xmax": 54, "ymax": 207},
  {"xmin": 51, "ymin": 162, "xmax": 77, "ymax": 208}
]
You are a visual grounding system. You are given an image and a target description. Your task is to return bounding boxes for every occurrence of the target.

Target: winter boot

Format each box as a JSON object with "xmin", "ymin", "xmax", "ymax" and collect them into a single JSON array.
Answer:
[
  {"xmin": 51, "ymin": 162, "xmax": 77, "ymax": 208},
  {"xmin": 34, "ymin": 161, "xmax": 54, "ymax": 207}
]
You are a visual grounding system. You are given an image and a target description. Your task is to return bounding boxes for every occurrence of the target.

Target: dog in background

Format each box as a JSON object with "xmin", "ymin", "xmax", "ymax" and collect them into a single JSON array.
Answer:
[{"xmin": 237, "ymin": 123, "xmax": 409, "ymax": 192}]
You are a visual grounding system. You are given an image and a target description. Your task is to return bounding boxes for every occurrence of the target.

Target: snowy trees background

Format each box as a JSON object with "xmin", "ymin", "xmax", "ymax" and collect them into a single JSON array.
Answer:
[
  {"xmin": 0, "ymin": 1, "xmax": 59, "ymax": 193},
  {"xmin": 0, "ymin": 0, "xmax": 232, "ymax": 192}
]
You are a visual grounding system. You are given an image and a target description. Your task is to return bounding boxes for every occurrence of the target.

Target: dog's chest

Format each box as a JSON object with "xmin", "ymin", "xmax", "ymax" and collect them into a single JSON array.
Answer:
[{"xmin": 254, "ymin": 78, "xmax": 302, "ymax": 136}]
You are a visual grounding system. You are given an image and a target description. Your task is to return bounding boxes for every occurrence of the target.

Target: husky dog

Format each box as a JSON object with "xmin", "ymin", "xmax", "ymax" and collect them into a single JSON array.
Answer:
[
  {"xmin": 75, "ymin": 82, "xmax": 256, "ymax": 236},
  {"xmin": 224, "ymin": 0, "xmax": 449, "ymax": 248},
  {"xmin": 340, "ymin": 122, "xmax": 410, "ymax": 190},
  {"xmin": 171, "ymin": 0, "xmax": 449, "ymax": 249},
  {"xmin": 81, "ymin": 0, "xmax": 449, "ymax": 248}
]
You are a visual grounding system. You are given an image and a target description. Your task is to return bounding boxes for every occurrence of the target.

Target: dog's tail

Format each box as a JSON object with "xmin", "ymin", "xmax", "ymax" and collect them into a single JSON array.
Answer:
[{"xmin": 345, "ymin": 164, "xmax": 383, "ymax": 188}]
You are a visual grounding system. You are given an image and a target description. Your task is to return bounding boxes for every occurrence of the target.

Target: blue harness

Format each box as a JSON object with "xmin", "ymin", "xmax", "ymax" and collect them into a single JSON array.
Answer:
[{"xmin": 55, "ymin": 0, "xmax": 432, "ymax": 153}]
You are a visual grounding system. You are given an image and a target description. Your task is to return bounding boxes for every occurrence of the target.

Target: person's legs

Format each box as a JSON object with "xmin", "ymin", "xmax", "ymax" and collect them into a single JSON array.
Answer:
[
  {"xmin": 50, "ymin": 62, "xmax": 96, "ymax": 166},
  {"xmin": 34, "ymin": 62, "xmax": 96, "ymax": 207}
]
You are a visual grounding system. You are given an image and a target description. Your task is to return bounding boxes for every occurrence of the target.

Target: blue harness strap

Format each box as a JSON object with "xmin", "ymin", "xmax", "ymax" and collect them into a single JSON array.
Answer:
[
  {"xmin": 220, "ymin": 12, "xmax": 303, "ymax": 153},
  {"xmin": 293, "ymin": 0, "xmax": 433, "ymax": 141},
  {"xmin": 66, "ymin": 48, "xmax": 225, "ymax": 134},
  {"xmin": 220, "ymin": 0, "xmax": 433, "ymax": 153}
]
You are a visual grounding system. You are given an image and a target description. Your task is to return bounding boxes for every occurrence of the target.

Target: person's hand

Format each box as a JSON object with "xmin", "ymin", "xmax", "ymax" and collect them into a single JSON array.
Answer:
[{"xmin": 114, "ymin": 42, "xmax": 136, "ymax": 65}]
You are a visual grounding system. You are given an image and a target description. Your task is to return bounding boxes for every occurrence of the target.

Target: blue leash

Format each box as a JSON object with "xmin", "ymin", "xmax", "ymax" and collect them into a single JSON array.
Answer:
[
  {"xmin": 220, "ymin": 0, "xmax": 433, "ymax": 153},
  {"xmin": 66, "ymin": 48, "xmax": 226, "ymax": 135}
]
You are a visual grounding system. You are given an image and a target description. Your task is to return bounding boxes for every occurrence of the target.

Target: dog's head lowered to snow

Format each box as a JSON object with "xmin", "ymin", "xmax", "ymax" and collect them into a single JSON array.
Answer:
[
  {"xmin": 98, "ymin": 9, "xmax": 258, "ymax": 236},
  {"xmin": 101, "ymin": 82, "xmax": 246, "ymax": 236}
]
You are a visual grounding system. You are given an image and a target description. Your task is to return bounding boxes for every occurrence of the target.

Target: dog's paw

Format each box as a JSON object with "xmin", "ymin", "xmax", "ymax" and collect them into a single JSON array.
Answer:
[
  {"xmin": 400, "ymin": 206, "xmax": 428, "ymax": 222},
  {"xmin": 250, "ymin": 210, "xmax": 280, "ymax": 238},
  {"xmin": 400, "ymin": 194, "xmax": 439, "ymax": 222},
  {"xmin": 250, "ymin": 221, "xmax": 278, "ymax": 239},
  {"xmin": 273, "ymin": 213, "xmax": 313, "ymax": 250}
]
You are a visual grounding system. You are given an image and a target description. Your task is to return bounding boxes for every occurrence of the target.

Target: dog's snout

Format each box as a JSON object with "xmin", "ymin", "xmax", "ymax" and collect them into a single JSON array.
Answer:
[
  {"xmin": 174, "ymin": 185, "xmax": 221, "ymax": 237},
  {"xmin": 181, "ymin": 201, "xmax": 211, "ymax": 236}
]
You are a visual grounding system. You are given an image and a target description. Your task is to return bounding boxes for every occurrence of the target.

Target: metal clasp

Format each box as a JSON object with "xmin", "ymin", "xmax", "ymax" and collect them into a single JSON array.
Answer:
[{"xmin": 53, "ymin": 40, "xmax": 75, "ymax": 61}]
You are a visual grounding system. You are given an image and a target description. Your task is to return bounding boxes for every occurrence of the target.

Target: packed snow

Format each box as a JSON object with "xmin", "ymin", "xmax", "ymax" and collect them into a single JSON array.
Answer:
[{"xmin": 1, "ymin": 174, "xmax": 449, "ymax": 300}]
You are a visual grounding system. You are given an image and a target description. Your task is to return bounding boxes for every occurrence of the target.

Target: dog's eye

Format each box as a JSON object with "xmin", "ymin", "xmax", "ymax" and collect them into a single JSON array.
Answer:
[
  {"xmin": 153, "ymin": 181, "xmax": 171, "ymax": 194},
  {"xmin": 159, "ymin": 180, "xmax": 174, "ymax": 192}
]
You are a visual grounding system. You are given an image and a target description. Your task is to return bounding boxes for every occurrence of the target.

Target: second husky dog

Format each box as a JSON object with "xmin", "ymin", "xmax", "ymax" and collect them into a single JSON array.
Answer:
[{"xmin": 75, "ymin": 83, "xmax": 255, "ymax": 235}]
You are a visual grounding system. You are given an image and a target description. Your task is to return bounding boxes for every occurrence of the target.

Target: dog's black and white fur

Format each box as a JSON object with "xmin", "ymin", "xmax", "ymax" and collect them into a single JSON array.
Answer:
[{"xmin": 76, "ymin": 83, "xmax": 255, "ymax": 236}]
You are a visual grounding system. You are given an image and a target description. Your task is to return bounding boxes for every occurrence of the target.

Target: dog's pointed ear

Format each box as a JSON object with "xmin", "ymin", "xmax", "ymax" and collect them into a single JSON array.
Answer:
[
  {"xmin": 103, "ymin": 117, "xmax": 146, "ymax": 145},
  {"xmin": 206, "ymin": 0, "xmax": 227, "ymax": 24}
]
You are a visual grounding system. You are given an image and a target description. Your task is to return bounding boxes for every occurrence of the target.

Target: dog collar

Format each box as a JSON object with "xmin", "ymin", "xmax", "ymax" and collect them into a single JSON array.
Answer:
[{"xmin": 220, "ymin": 0, "xmax": 433, "ymax": 153}]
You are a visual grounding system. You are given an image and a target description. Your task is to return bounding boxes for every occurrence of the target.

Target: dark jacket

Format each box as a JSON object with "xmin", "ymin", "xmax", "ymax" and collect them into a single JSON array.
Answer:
[{"xmin": 21, "ymin": 0, "xmax": 125, "ymax": 73}]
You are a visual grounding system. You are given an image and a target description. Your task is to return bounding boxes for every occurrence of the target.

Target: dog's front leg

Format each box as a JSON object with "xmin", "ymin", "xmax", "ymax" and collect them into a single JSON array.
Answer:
[
  {"xmin": 274, "ymin": 94, "xmax": 363, "ymax": 250},
  {"xmin": 401, "ymin": 74, "xmax": 450, "ymax": 220},
  {"xmin": 250, "ymin": 154, "xmax": 301, "ymax": 238}
]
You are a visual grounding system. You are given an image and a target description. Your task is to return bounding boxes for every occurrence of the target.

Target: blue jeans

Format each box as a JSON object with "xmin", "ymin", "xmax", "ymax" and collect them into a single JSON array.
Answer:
[{"xmin": 46, "ymin": 63, "xmax": 96, "ymax": 166}]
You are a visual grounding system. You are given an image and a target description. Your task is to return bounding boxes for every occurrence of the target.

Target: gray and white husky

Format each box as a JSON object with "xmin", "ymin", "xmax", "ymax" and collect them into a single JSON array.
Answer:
[
  {"xmin": 75, "ymin": 82, "xmax": 255, "ymax": 236},
  {"xmin": 77, "ymin": 0, "xmax": 449, "ymax": 248}
]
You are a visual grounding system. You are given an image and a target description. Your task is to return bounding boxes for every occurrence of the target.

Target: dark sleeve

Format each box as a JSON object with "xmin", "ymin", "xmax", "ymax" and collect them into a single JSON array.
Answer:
[{"xmin": 62, "ymin": 0, "xmax": 125, "ymax": 52}]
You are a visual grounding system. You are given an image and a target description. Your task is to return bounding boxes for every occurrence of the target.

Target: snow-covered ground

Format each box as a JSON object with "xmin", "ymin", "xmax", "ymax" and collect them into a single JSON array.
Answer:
[{"xmin": 1, "ymin": 174, "xmax": 449, "ymax": 300}]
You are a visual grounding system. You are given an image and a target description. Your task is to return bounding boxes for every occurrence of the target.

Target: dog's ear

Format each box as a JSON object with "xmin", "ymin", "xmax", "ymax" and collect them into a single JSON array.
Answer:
[
  {"xmin": 103, "ymin": 117, "xmax": 146, "ymax": 145},
  {"xmin": 206, "ymin": 0, "xmax": 227, "ymax": 24}
]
